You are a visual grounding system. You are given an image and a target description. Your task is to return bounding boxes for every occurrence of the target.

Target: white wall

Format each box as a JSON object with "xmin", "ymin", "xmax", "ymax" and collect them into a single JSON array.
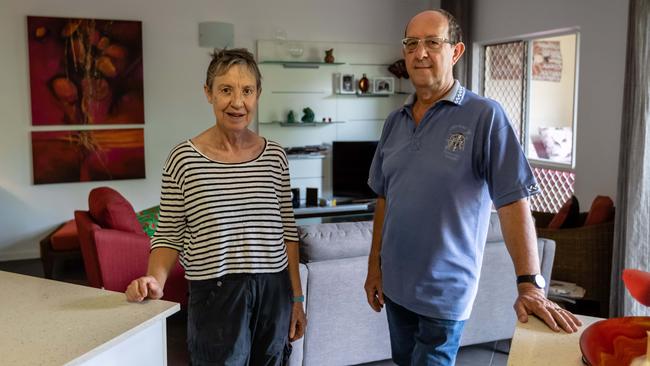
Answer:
[
  {"xmin": 471, "ymin": 0, "xmax": 629, "ymax": 207},
  {"xmin": 0, "ymin": 0, "xmax": 430, "ymax": 260}
]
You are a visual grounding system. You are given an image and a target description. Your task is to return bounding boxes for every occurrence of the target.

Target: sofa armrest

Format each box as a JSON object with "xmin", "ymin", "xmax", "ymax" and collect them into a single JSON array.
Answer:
[
  {"xmin": 288, "ymin": 263, "xmax": 308, "ymax": 366},
  {"xmin": 460, "ymin": 238, "xmax": 555, "ymax": 346},
  {"xmin": 538, "ymin": 238, "xmax": 556, "ymax": 295},
  {"xmin": 301, "ymin": 257, "xmax": 390, "ymax": 366},
  {"xmin": 93, "ymin": 228, "xmax": 150, "ymax": 293},
  {"xmin": 94, "ymin": 229, "xmax": 188, "ymax": 305}
]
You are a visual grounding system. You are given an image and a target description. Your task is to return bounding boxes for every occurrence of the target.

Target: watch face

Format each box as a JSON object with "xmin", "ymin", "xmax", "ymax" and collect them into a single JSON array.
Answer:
[{"xmin": 518, "ymin": 274, "xmax": 546, "ymax": 289}]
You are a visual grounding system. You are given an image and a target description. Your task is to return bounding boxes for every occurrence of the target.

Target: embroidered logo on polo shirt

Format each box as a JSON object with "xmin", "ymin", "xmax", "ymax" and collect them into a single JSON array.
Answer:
[
  {"xmin": 443, "ymin": 125, "xmax": 472, "ymax": 161},
  {"xmin": 446, "ymin": 133, "xmax": 466, "ymax": 152},
  {"xmin": 527, "ymin": 184, "xmax": 540, "ymax": 194}
]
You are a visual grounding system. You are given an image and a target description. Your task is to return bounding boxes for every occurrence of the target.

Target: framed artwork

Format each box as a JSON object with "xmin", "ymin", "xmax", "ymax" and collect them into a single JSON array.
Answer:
[
  {"xmin": 372, "ymin": 77, "xmax": 395, "ymax": 94},
  {"xmin": 31, "ymin": 128, "xmax": 145, "ymax": 184},
  {"xmin": 333, "ymin": 73, "xmax": 355, "ymax": 94},
  {"xmin": 27, "ymin": 16, "xmax": 144, "ymax": 125}
]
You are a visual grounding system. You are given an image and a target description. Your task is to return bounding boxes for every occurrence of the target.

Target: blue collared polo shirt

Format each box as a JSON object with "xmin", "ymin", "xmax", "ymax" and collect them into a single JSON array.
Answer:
[{"xmin": 368, "ymin": 80, "xmax": 539, "ymax": 320}]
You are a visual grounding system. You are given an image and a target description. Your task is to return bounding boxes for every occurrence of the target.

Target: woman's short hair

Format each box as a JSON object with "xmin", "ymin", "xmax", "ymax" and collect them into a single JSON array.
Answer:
[{"xmin": 205, "ymin": 48, "xmax": 262, "ymax": 93}]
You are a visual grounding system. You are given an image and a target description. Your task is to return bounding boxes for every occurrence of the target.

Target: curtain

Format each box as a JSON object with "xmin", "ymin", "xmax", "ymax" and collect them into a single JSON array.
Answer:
[{"xmin": 610, "ymin": 0, "xmax": 650, "ymax": 317}]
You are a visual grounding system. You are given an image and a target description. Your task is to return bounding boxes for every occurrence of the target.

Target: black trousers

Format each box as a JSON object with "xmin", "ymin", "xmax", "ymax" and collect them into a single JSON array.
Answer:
[{"xmin": 187, "ymin": 270, "xmax": 292, "ymax": 366}]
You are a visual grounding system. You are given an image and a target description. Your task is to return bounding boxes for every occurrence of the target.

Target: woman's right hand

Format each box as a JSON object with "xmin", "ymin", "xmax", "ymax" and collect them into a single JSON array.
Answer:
[{"xmin": 125, "ymin": 275, "xmax": 164, "ymax": 302}]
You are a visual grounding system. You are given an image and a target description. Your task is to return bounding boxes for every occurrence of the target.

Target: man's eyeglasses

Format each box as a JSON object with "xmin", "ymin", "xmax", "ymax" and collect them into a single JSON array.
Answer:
[{"xmin": 401, "ymin": 37, "xmax": 454, "ymax": 52}]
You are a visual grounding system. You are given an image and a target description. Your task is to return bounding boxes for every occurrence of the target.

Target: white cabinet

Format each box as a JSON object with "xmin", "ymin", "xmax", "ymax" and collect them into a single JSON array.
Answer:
[{"xmin": 288, "ymin": 155, "xmax": 324, "ymax": 204}]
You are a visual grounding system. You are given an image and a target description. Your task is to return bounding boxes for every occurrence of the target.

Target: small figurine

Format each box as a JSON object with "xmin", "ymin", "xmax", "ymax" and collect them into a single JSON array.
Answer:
[
  {"xmin": 287, "ymin": 110, "xmax": 296, "ymax": 123},
  {"xmin": 301, "ymin": 107, "xmax": 315, "ymax": 123},
  {"xmin": 324, "ymin": 48, "xmax": 335, "ymax": 63}
]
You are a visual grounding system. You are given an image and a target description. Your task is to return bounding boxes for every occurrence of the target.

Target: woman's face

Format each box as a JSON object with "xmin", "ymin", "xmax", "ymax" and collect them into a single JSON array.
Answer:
[{"xmin": 204, "ymin": 64, "xmax": 259, "ymax": 131}]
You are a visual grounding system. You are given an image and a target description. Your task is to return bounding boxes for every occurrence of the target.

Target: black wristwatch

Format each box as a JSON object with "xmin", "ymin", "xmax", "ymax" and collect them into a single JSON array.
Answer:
[{"xmin": 516, "ymin": 274, "xmax": 546, "ymax": 289}]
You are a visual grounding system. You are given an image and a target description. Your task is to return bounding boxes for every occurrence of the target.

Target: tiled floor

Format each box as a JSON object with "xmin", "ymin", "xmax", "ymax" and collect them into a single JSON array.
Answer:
[{"xmin": 0, "ymin": 258, "xmax": 509, "ymax": 366}]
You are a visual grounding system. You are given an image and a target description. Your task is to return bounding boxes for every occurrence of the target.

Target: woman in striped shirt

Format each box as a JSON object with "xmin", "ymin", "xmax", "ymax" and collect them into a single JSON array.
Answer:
[{"xmin": 126, "ymin": 48, "xmax": 306, "ymax": 365}]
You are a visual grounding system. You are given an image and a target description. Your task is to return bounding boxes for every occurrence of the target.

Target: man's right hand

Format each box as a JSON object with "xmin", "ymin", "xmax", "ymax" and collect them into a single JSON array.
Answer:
[
  {"xmin": 125, "ymin": 275, "xmax": 163, "ymax": 302},
  {"xmin": 364, "ymin": 260, "xmax": 384, "ymax": 312}
]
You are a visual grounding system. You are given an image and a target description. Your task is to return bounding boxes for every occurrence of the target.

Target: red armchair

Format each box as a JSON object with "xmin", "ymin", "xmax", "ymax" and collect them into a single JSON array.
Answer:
[{"xmin": 74, "ymin": 187, "xmax": 187, "ymax": 306}]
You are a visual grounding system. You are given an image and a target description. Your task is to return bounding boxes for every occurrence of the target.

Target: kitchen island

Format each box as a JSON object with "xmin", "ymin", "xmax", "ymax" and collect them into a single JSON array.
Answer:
[{"xmin": 0, "ymin": 270, "xmax": 180, "ymax": 365}]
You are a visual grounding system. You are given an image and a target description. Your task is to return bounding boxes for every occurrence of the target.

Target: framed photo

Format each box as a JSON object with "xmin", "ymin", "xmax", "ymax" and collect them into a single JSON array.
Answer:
[
  {"xmin": 335, "ymin": 73, "xmax": 355, "ymax": 94},
  {"xmin": 372, "ymin": 77, "xmax": 394, "ymax": 94}
]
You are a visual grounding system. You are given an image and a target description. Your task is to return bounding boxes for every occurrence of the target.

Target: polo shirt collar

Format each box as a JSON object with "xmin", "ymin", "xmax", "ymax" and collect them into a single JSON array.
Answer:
[{"xmin": 402, "ymin": 80, "xmax": 466, "ymax": 111}]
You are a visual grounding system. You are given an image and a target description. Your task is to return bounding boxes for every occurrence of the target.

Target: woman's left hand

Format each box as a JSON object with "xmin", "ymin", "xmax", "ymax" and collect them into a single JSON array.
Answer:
[{"xmin": 289, "ymin": 302, "xmax": 307, "ymax": 341}]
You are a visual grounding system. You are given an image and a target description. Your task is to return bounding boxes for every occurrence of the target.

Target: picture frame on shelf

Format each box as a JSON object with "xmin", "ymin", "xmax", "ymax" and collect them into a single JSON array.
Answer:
[
  {"xmin": 334, "ymin": 73, "xmax": 355, "ymax": 94},
  {"xmin": 372, "ymin": 77, "xmax": 395, "ymax": 94}
]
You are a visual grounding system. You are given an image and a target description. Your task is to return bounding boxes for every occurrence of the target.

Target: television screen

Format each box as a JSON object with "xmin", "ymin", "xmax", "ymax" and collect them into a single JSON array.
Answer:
[{"xmin": 332, "ymin": 141, "xmax": 378, "ymax": 200}]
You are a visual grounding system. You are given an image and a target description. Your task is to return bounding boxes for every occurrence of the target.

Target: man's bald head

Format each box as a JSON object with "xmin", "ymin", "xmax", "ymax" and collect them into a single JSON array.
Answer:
[{"xmin": 404, "ymin": 9, "xmax": 463, "ymax": 44}]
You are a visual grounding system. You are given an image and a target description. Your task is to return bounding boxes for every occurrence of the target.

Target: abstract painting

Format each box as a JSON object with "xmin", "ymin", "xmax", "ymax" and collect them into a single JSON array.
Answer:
[
  {"xmin": 27, "ymin": 16, "xmax": 144, "ymax": 125},
  {"xmin": 31, "ymin": 129, "xmax": 145, "ymax": 184}
]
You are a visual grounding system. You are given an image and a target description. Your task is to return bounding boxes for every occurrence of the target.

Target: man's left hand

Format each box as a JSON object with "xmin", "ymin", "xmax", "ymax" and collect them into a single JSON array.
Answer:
[{"xmin": 514, "ymin": 283, "xmax": 582, "ymax": 333}]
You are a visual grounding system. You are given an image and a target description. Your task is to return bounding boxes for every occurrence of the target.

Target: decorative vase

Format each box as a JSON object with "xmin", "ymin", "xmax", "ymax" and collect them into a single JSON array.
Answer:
[
  {"xmin": 324, "ymin": 48, "xmax": 335, "ymax": 63},
  {"xmin": 358, "ymin": 73, "xmax": 370, "ymax": 93}
]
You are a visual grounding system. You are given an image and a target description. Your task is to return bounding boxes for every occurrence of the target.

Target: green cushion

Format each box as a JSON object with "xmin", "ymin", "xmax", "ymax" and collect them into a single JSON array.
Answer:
[{"xmin": 136, "ymin": 205, "xmax": 160, "ymax": 238}]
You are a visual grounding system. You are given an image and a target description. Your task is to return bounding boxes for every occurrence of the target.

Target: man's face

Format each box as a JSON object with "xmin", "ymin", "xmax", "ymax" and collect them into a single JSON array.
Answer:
[{"xmin": 403, "ymin": 11, "xmax": 464, "ymax": 92}]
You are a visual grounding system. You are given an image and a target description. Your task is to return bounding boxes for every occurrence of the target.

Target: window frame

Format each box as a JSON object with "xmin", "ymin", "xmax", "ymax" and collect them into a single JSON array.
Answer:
[{"xmin": 474, "ymin": 28, "xmax": 581, "ymax": 171}]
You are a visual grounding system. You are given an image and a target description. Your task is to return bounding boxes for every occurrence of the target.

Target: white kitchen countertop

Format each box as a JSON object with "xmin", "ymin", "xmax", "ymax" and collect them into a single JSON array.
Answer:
[{"xmin": 0, "ymin": 271, "xmax": 179, "ymax": 365}]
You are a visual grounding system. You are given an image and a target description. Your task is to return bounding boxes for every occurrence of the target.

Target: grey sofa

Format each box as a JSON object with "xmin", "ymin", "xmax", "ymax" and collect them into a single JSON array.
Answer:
[{"xmin": 288, "ymin": 212, "xmax": 556, "ymax": 366}]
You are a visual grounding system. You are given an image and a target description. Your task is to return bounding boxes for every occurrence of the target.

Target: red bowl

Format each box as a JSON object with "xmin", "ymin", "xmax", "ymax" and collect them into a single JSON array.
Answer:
[{"xmin": 580, "ymin": 317, "xmax": 650, "ymax": 366}]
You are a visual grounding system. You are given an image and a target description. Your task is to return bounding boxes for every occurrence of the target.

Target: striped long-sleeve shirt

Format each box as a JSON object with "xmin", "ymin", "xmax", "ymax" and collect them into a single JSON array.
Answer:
[{"xmin": 151, "ymin": 139, "xmax": 299, "ymax": 280}]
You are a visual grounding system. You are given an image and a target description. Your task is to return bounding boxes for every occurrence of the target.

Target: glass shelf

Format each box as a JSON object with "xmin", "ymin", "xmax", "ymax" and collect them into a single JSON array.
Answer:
[
  {"xmin": 260, "ymin": 61, "xmax": 345, "ymax": 69},
  {"xmin": 333, "ymin": 92, "xmax": 410, "ymax": 98},
  {"xmin": 259, "ymin": 120, "xmax": 345, "ymax": 127}
]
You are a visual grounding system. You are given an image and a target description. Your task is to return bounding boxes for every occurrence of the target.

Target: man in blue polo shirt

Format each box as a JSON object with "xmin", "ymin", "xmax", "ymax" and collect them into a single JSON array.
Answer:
[{"xmin": 364, "ymin": 9, "xmax": 582, "ymax": 365}]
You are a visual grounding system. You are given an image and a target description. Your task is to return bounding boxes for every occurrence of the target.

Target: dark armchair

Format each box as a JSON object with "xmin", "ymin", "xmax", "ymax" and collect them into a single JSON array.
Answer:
[{"xmin": 533, "ymin": 211, "xmax": 614, "ymax": 317}]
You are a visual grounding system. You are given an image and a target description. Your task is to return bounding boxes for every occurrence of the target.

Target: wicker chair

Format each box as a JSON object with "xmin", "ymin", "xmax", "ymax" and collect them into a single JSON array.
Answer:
[{"xmin": 533, "ymin": 211, "xmax": 615, "ymax": 317}]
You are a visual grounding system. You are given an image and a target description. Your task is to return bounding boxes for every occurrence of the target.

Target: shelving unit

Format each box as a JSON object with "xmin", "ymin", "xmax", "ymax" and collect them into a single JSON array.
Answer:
[{"xmin": 257, "ymin": 39, "xmax": 412, "ymax": 202}]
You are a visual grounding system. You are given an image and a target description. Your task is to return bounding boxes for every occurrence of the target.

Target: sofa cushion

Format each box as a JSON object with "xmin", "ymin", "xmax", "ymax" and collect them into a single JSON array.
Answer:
[
  {"xmin": 548, "ymin": 195, "xmax": 580, "ymax": 229},
  {"xmin": 88, "ymin": 187, "xmax": 143, "ymax": 234},
  {"xmin": 298, "ymin": 221, "xmax": 373, "ymax": 262},
  {"xmin": 584, "ymin": 195, "xmax": 614, "ymax": 226},
  {"xmin": 50, "ymin": 219, "xmax": 80, "ymax": 251}
]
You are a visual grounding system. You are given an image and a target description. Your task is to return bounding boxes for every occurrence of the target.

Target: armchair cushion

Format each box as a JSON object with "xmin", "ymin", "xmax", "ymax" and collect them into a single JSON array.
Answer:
[
  {"xmin": 89, "ymin": 187, "xmax": 143, "ymax": 235},
  {"xmin": 548, "ymin": 195, "xmax": 580, "ymax": 229},
  {"xmin": 584, "ymin": 195, "xmax": 614, "ymax": 226},
  {"xmin": 50, "ymin": 219, "xmax": 80, "ymax": 251}
]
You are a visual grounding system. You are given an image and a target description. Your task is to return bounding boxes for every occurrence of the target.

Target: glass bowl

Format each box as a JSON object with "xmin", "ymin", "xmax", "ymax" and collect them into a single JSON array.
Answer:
[{"xmin": 580, "ymin": 317, "xmax": 650, "ymax": 365}]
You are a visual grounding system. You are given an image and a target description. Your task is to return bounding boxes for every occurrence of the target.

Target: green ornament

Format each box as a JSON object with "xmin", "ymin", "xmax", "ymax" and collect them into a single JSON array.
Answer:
[
  {"xmin": 287, "ymin": 110, "xmax": 296, "ymax": 123},
  {"xmin": 301, "ymin": 107, "xmax": 315, "ymax": 123}
]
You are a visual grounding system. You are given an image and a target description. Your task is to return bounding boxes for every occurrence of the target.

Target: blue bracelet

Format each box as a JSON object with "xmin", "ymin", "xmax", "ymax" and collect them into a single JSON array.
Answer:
[{"xmin": 292, "ymin": 295, "xmax": 305, "ymax": 303}]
